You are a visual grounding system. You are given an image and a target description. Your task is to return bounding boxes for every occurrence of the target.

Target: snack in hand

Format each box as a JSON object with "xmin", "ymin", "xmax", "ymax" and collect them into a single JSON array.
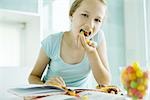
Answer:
[
  {"xmin": 121, "ymin": 62, "xmax": 149, "ymax": 99},
  {"xmin": 46, "ymin": 81, "xmax": 79, "ymax": 97},
  {"xmin": 80, "ymin": 29, "xmax": 97, "ymax": 47},
  {"xmin": 96, "ymin": 84, "xmax": 121, "ymax": 94},
  {"xmin": 62, "ymin": 86, "xmax": 79, "ymax": 97}
]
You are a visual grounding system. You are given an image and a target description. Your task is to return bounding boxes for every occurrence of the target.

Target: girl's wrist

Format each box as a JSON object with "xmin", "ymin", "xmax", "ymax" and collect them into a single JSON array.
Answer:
[{"xmin": 86, "ymin": 48, "xmax": 97, "ymax": 57}]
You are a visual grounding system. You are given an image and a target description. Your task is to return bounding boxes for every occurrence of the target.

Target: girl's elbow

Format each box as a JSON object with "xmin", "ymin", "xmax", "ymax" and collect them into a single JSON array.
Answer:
[
  {"xmin": 28, "ymin": 74, "xmax": 33, "ymax": 84},
  {"xmin": 107, "ymin": 73, "xmax": 112, "ymax": 84},
  {"xmin": 101, "ymin": 74, "xmax": 111, "ymax": 85}
]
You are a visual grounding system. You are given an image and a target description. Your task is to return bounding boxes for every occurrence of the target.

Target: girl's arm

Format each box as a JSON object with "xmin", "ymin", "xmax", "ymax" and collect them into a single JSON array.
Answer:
[
  {"xmin": 87, "ymin": 39, "xmax": 111, "ymax": 85},
  {"xmin": 28, "ymin": 48, "xmax": 50, "ymax": 84},
  {"xmin": 79, "ymin": 33, "xmax": 111, "ymax": 85}
]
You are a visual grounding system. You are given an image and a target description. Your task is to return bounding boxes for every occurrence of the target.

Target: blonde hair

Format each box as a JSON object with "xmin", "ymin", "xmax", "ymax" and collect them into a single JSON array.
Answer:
[{"xmin": 69, "ymin": 0, "xmax": 107, "ymax": 16}]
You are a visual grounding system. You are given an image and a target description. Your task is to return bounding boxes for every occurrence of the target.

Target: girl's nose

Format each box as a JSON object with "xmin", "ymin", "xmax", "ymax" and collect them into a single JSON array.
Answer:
[{"xmin": 86, "ymin": 19, "xmax": 94, "ymax": 29}]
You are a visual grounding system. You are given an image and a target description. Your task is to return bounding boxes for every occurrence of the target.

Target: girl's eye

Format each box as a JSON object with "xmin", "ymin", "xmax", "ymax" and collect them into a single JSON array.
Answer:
[
  {"xmin": 95, "ymin": 19, "xmax": 102, "ymax": 23},
  {"xmin": 81, "ymin": 14, "xmax": 88, "ymax": 17}
]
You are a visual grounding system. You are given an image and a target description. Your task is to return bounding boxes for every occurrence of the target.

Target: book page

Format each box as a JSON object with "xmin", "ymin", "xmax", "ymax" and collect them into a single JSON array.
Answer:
[
  {"xmin": 78, "ymin": 91, "xmax": 130, "ymax": 100},
  {"xmin": 8, "ymin": 85, "xmax": 64, "ymax": 97},
  {"xmin": 38, "ymin": 90, "xmax": 129, "ymax": 100}
]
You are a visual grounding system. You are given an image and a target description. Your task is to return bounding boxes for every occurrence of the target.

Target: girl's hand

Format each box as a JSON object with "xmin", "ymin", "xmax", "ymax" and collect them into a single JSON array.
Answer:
[
  {"xmin": 44, "ymin": 76, "xmax": 66, "ymax": 87},
  {"xmin": 78, "ymin": 34, "xmax": 97, "ymax": 53}
]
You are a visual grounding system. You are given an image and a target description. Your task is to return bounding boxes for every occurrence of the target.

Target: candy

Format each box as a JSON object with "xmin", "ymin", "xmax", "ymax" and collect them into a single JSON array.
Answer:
[
  {"xmin": 132, "ymin": 62, "xmax": 140, "ymax": 71},
  {"xmin": 137, "ymin": 84, "xmax": 145, "ymax": 91},
  {"xmin": 85, "ymin": 39, "xmax": 97, "ymax": 47},
  {"xmin": 136, "ymin": 70, "xmax": 143, "ymax": 78},
  {"xmin": 121, "ymin": 62, "xmax": 149, "ymax": 99},
  {"xmin": 86, "ymin": 39, "xmax": 90, "ymax": 44},
  {"xmin": 130, "ymin": 81, "xmax": 138, "ymax": 88},
  {"xmin": 128, "ymin": 88, "xmax": 133, "ymax": 96},
  {"xmin": 143, "ymin": 78, "xmax": 148, "ymax": 86},
  {"xmin": 132, "ymin": 96, "xmax": 138, "ymax": 100},
  {"xmin": 127, "ymin": 66, "xmax": 135, "ymax": 73},
  {"xmin": 128, "ymin": 73, "xmax": 136, "ymax": 80},
  {"xmin": 143, "ymin": 71, "xmax": 149, "ymax": 79},
  {"xmin": 130, "ymin": 88, "xmax": 138, "ymax": 95},
  {"xmin": 80, "ymin": 31, "xmax": 84, "ymax": 35}
]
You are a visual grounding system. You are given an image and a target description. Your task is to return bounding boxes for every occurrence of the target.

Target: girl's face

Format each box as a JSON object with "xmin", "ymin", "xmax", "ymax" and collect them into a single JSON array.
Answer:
[{"xmin": 70, "ymin": 0, "xmax": 106, "ymax": 38}]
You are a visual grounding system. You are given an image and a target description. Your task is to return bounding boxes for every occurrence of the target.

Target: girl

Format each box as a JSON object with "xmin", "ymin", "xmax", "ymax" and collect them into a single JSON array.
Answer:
[{"xmin": 28, "ymin": 0, "xmax": 111, "ymax": 88}]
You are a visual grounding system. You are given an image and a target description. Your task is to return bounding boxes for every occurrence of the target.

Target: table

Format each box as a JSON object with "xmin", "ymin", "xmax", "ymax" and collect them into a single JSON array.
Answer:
[{"xmin": 2, "ymin": 85, "xmax": 150, "ymax": 100}]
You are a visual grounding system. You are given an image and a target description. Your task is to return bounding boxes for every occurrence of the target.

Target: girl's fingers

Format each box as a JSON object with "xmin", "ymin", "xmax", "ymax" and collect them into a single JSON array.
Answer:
[
  {"xmin": 45, "ymin": 76, "xmax": 66, "ymax": 87},
  {"xmin": 59, "ymin": 77, "xmax": 66, "ymax": 86},
  {"xmin": 77, "ymin": 35, "xmax": 80, "ymax": 48},
  {"xmin": 45, "ymin": 80, "xmax": 59, "ymax": 86},
  {"xmin": 79, "ymin": 34, "xmax": 95, "ymax": 48},
  {"xmin": 55, "ymin": 76, "xmax": 66, "ymax": 86},
  {"xmin": 88, "ymin": 41, "xmax": 97, "ymax": 48},
  {"xmin": 79, "ymin": 34, "xmax": 87, "ymax": 48}
]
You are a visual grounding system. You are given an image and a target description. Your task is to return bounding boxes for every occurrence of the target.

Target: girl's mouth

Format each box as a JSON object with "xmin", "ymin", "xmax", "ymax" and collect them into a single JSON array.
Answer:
[
  {"xmin": 79, "ymin": 29, "xmax": 97, "ymax": 47},
  {"xmin": 80, "ymin": 29, "xmax": 92, "ymax": 37}
]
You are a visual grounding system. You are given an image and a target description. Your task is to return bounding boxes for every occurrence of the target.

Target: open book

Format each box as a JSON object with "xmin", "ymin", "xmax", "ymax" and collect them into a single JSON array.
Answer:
[{"xmin": 8, "ymin": 84, "xmax": 129, "ymax": 100}]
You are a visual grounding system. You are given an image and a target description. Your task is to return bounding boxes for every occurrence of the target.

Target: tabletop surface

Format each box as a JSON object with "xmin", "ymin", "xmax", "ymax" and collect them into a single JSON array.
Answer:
[{"xmin": 1, "ymin": 84, "xmax": 149, "ymax": 100}]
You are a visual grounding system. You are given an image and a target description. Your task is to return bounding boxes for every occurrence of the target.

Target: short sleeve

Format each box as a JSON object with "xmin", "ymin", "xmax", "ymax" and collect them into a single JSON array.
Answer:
[
  {"xmin": 41, "ymin": 35, "xmax": 52, "ymax": 58},
  {"xmin": 92, "ymin": 30, "xmax": 105, "ymax": 47}
]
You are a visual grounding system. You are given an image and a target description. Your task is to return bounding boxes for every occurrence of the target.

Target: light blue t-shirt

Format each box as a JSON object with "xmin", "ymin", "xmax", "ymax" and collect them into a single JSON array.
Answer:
[{"xmin": 41, "ymin": 31, "xmax": 105, "ymax": 88}]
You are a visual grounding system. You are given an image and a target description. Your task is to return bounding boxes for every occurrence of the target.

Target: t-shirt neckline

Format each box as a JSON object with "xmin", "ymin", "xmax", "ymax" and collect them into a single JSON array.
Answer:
[{"xmin": 58, "ymin": 32, "xmax": 86, "ymax": 66}]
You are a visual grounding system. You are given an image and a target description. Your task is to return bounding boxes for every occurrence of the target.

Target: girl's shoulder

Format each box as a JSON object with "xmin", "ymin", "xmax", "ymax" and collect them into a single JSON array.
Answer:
[
  {"xmin": 41, "ymin": 32, "xmax": 63, "ymax": 46},
  {"xmin": 41, "ymin": 32, "xmax": 63, "ymax": 58},
  {"xmin": 45, "ymin": 32, "xmax": 63, "ymax": 41}
]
